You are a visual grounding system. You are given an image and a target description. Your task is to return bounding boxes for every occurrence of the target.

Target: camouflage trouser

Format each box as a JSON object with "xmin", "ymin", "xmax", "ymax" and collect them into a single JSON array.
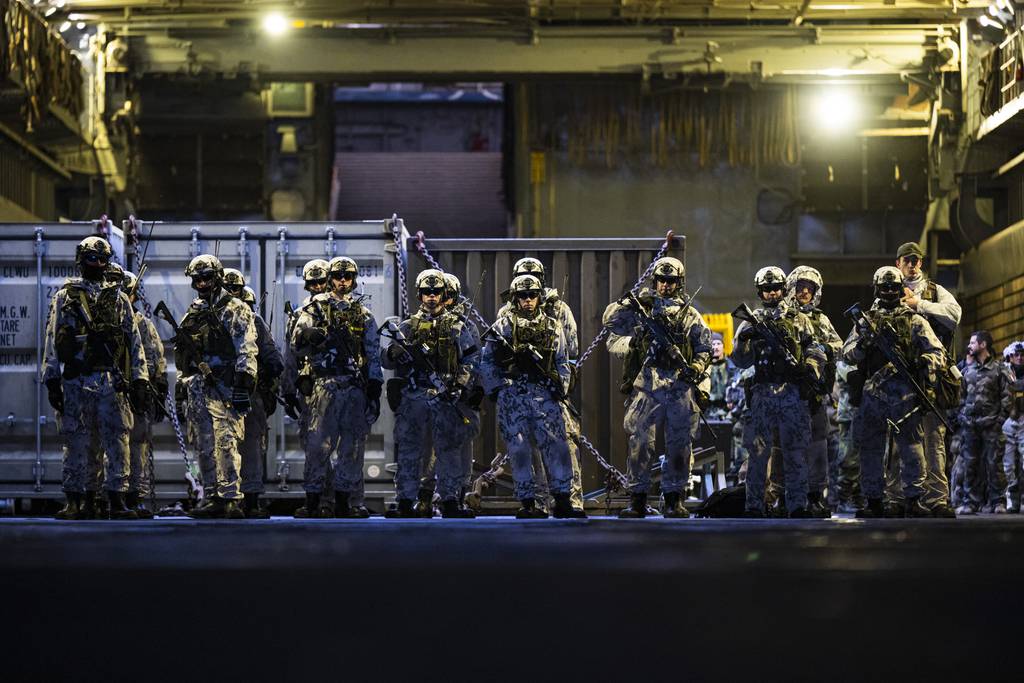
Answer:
[
  {"xmin": 853, "ymin": 383, "xmax": 925, "ymax": 501},
  {"xmin": 826, "ymin": 411, "xmax": 840, "ymax": 503},
  {"xmin": 395, "ymin": 391, "xmax": 467, "ymax": 502},
  {"xmin": 768, "ymin": 402, "xmax": 828, "ymax": 500},
  {"xmin": 744, "ymin": 383, "xmax": 810, "ymax": 512},
  {"xmin": 128, "ymin": 413, "xmax": 153, "ymax": 496},
  {"xmin": 58, "ymin": 373, "xmax": 133, "ymax": 493},
  {"xmin": 949, "ymin": 429, "xmax": 969, "ymax": 508},
  {"xmin": 885, "ymin": 412, "xmax": 951, "ymax": 509},
  {"xmin": 530, "ymin": 407, "xmax": 585, "ymax": 510},
  {"xmin": 960, "ymin": 422, "xmax": 1006, "ymax": 509},
  {"xmin": 304, "ymin": 378, "xmax": 369, "ymax": 495},
  {"xmin": 624, "ymin": 385, "xmax": 698, "ymax": 495},
  {"xmin": 240, "ymin": 394, "xmax": 269, "ymax": 494},
  {"xmin": 1003, "ymin": 418, "xmax": 1023, "ymax": 509},
  {"xmin": 420, "ymin": 406, "xmax": 481, "ymax": 493},
  {"xmin": 186, "ymin": 376, "xmax": 244, "ymax": 501},
  {"xmin": 730, "ymin": 419, "xmax": 749, "ymax": 474},
  {"xmin": 497, "ymin": 382, "xmax": 573, "ymax": 500},
  {"xmin": 835, "ymin": 420, "xmax": 863, "ymax": 507}
]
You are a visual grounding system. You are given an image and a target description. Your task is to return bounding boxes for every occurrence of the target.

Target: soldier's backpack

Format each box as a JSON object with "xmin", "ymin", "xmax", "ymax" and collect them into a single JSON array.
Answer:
[{"xmin": 691, "ymin": 484, "xmax": 747, "ymax": 518}]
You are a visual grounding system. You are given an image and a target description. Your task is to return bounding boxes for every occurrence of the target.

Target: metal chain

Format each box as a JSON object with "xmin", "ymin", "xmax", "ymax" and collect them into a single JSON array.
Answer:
[
  {"xmin": 165, "ymin": 392, "xmax": 203, "ymax": 503},
  {"xmin": 414, "ymin": 231, "xmax": 490, "ymax": 331},
  {"xmin": 146, "ymin": 428, "xmax": 157, "ymax": 513},
  {"xmin": 391, "ymin": 218, "xmax": 409, "ymax": 319}
]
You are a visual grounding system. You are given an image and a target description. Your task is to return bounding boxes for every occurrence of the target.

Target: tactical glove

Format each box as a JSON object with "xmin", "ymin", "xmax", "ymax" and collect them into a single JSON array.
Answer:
[
  {"xmin": 174, "ymin": 380, "xmax": 188, "ymax": 417},
  {"xmin": 299, "ymin": 327, "xmax": 327, "ymax": 349},
  {"xmin": 154, "ymin": 372, "xmax": 170, "ymax": 401},
  {"xmin": 45, "ymin": 378, "xmax": 64, "ymax": 414},
  {"xmin": 365, "ymin": 397, "xmax": 381, "ymax": 425},
  {"xmin": 737, "ymin": 326, "xmax": 758, "ymax": 343},
  {"xmin": 283, "ymin": 391, "xmax": 302, "ymax": 420},
  {"xmin": 129, "ymin": 379, "xmax": 153, "ymax": 416},
  {"xmin": 365, "ymin": 378, "xmax": 383, "ymax": 402},
  {"xmin": 387, "ymin": 344, "xmax": 412, "ymax": 364},
  {"xmin": 232, "ymin": 373, "xmax": 255, "ymax": 414},
  {"xmin": 296, "ymin": 374, "xmax": 314, "ymax": 397}
]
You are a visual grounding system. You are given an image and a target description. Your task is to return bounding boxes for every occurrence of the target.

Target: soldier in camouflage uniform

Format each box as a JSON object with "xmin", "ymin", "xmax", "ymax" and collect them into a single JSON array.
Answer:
[
  {"xmin": 833, "ymin": 360, "xmax": 864, "ymax": 513},
  {"xmin": 120, "ymin": 270, "xmax": 167, "ymax": 519},
  {"xmin": 416, "ymin": 273, "xmax": 486, "ymax": 514},
  {"xmin": 895, "ymin": 242, "xmax": 961, "ymax": 517},
  {"xmin": 291, "ymin": 257, "xmax": 382, "ymax": 518},
  {"xmin": 43, "ymin": 236, "xmax": 150, "ymax": 520},
  {"xmin": 384, "ymin": 269, "xmax": 478, "ymax": 518},
  {"xmin": 766, "ymin": 266, "xmax": 843, "ymax": 517},
  {"xmin": 175, "ymin": 255, "xmax": 259, "ymax": 519},
  {"xmin": 231, "ymin": 285, "xmax": 284, "ymax": 518},
  {"xmin": 843, "ymin": 267, "xmax": 945, "ymax": 518},
  {"xmin": 725, "ymin": 367, "xmax": 753, "ymax": 480},
  {"xmin": 603, "ymin": 257, "xmax": 711, "ymax": 518},
  {"xmin": 481, "ymin": 273, "xmax": 575, "ymax": 518},
  {"xmin": 1002, "ymin": 341, "xmax": 1024, "ymax": 513},
  {"xmin": 707, "ymin": 332, "xmax": 736, "ymax": 422},
  {"xmin": 495, "ymin": 258, "xmax": 585, "ymax": 514},
  {"xmin": 956, "ymin": 330, "xmax": 1011, "ymax": 514},
  {"xmin": 730, "ymin": 266, "xmax": 826, "ymax": 518}
]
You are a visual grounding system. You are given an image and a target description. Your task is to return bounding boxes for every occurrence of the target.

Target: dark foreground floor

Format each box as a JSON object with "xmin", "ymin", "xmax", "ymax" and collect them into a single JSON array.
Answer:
[{"xmin": 2, "ymin": 515, "xmax": 1021, "ymax": 681}]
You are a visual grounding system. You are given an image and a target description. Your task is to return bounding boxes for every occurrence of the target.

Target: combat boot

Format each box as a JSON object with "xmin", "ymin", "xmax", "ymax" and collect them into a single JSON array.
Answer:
[
  {"xmin": 293, "ymin": 493, "xmax": 321, "ymax": 519},
  {"xmin": 883, "ymin": 501, "xmax": 905, "ymax": 518},
  {"xmin": 767, "ymin": 497, "xmax": 788, "ymax": 519},
  {"xmin": 552, "ymin": 492, "xmax": 586, "ymax": 519},
  {"xmin": 413, "ymin": 488, "xmax": 435, "ymax": 518},
  {"xmin": 55, "ymin": 493, "xmax": 82, "ymax": 520},
  {"xmin": 618, "ymin": 493, "xmax": 648, "ymax": 519},
  {"xmin": 515, "ymin": 498, "xmax": 548, "ymax": 519},
  {"xmin": 741, "ymin": 508, "xmax": 765, "ymax": 518},
  {"xmin": 904, "ymin": 497, "xmax": 931, "ymax": 518},
  {"xmin": 243, "ymin": 493, "xmax": 270, "ymax": 519},
  {"xmin": 93, "ymin": 491, "xmax": 109, "ymax": 520},
  {"xmin": 855, "ymin": 498, "xmax": 885, "ymax": 518},
  {"xmin": 223, "ymin": 499, "xmax": 246, "ymax": 519},
  {"xmin": 662, "ymin": 491, "xmax": 689, "ymax": 519},
  {"xmin": 188, "ymin": 497, "xmax": 226, "ymax": 519},
  {"xmin": 125, "ymin": 492, "xmax": 154, "ymax": 520},
  {"xmin": 107, "ymin": 491, "xmax": 139, "ymax": 520},
  {"xmin": 334, "ymin": 491, "xmax": 368, "ymax": 519},
  {"xmin": 79, "ymin": 492, "xmax": 98, "ymax": 520},
  {"xmin": 788, "ymin": 506, "xmax": 811, "ymax": 518},
  {"xmin": 807, "ymin": 492, "xmax": 831, "ymax": 519},
  {"xmin": 931, "ymin": 503, "xmax": 957, "ymax": 518},
  {"xmin": 385, "ymin": 498, "xmax": 417, "ymax": 518},
  {"xmin": 440, "ymin": 499, "xmax": 476, "ymax": 519}
]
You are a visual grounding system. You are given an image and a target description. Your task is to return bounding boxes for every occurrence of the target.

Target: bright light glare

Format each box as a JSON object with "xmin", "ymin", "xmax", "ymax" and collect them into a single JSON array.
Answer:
[
  {"xmin": 262, "ymin": 12, "xmax": 289, "ymax": 36},
  {"xmin": 979, "ymin": 15, "xmax": 1005, "ymax": 29},
  {"xmin": 813, "ymin": 88, "xmax": 858, "ymax": 133},
  {"xmin": 58, "ymin": 21, "xmax": 71, "ymax": 33}
]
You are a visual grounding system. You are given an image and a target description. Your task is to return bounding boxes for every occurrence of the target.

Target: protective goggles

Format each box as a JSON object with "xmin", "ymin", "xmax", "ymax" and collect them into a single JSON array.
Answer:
[
  {"xmin": 419, "ymin": 287, "xmax": 445, "ymax": 296},
  {"xmin": 515, "ymin": 290, "xmax": 541, "ymax": 300}
]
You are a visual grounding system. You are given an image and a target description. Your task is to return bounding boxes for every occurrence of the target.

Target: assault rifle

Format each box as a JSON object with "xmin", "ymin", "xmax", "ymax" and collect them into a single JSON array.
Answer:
[
  {"xmin": 153, "ymin": 300, "xmax": 228, "ymax": 403},
  {"xmin": 624, "ymin": 291, "xmax": 716, "ymax": 439},
  {"xmin": 732, "ymin": 302, "xmax": 820, "ymax": 397},
  {"xmin": 480, "ymin": 317, "xmax": 580, "ymax": 420},
  {"xmin": 843, "ymin": 303, "xmax": 951, "ymax": 432},
  {"xmin": 379, "ymin": 316, "xmax": 473, "ymax": 424}
]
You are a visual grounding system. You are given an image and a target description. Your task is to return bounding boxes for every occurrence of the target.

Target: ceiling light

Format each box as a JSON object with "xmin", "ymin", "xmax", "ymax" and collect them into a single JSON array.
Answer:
[
  {"xmin": 813, "ymin": 88, "xmax": 858, "ymax": 134},
  {"xmin": 262, "ymin": 12, "xmax": 290, "ymax": 36},
  {"xmin": 44, "ymin": 7, "xmax": 56, "ymax": 16},
  {"xmin": 58, "ymin": 21, "xmax": 71, "ymax": 32},
  {"xmin": 979, "ymin": 15, "xmax": 1005, "ymax": 30},
  {"xmin": 76, "ymin": 21, "xmax": 85, "ymax": 30}
]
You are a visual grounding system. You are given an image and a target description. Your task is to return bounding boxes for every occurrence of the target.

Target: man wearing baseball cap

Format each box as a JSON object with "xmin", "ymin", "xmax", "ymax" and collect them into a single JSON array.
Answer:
[{"xmin": 893, "ymin": 241, "xmax": 962, "ymax": 517}]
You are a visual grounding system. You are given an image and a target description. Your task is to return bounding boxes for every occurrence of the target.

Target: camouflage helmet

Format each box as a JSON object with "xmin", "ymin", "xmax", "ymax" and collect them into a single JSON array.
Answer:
[
  {"xmin": 754, "ymin": 266, "xmax": 787, "ymax": 289},
  {"xmin": 240, "ymin": 286, "xmax": 257, "ymax": 308},
  {"xmin": 223, "ymin": 268, "xmax": 245, "ymax": 290},
  {"xmin": 75, "ymin": 236, "xmax": 113, "ymax": 266},
  {"xmin": 302, "ymin": 259, "xmax": 330, "ymax": 282},
  {"xmin": 786, "ymin": 265, "xmax": 823, "ymax": 308},
  {"xmin": 510, "ymin": 273, "xmax": 543, "ymax": 295},
  {"xmin": 415, "ymin": 269, "xmax": 446, "ymax": 291},
  {"xmin": 442, "ymin": 273, "xmax": 461, "ymax": 298},
  {"xmin": 104, "ymin": 261, "xmax": 125, "ymax": 283},
  {"xmin": 872, "ymin": 266, "xmax": 904, "ymax": 288},
  {"xmin": 1006, "ymin": 340, "xmax": 1024, "ymax": 358},
  {"xmin": 512, "ymin": 257, "xmax": 545, "ymax": 284},
  {"xmin": 185, "ymin": 254, "xmax": 224, "ymax": 280},
  {"xmin": 329, "ymin": 256, "xmax": 359, "ymax": 277},
  {"xmin": 652, "ymin": 257, "xmax": 685, "ymax": 281}
]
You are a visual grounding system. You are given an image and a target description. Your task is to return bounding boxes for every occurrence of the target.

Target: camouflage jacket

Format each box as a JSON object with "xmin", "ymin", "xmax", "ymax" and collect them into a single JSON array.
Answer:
[
  {"xmin": 135, "ymin": 309, "xmax": 166, "ymax": 381},
  {"xmin": 175, "ymin": 290, "xmax": 258, "ymax": 383},
  {"xmin": 603, "ymin": 288, "xmax": 712, "ymax": 393},
  {"xmin": 841, "ymin": 301, "xmax": 944, "ymax": 392},
  {"xmin": 292, "ymin": 292, "xmax": 381, "ymax": 383},
  {"xmin": 903, "ymin": 276, "xmax": 961, "ymax": 351},
  {"xmin": 499, "ymin": 287, "xmax": 578, "ymax": 359},
  {"xmin": 960, "ymin": 355, "xmax": 1011, "ymax": 428},
  {"xmin": 382, "ymin": 305, "xmax": 477, "ymax": 391},
  {"xmin": 480, "ymin": 308, "xmax": 571, "ymax": 395},
  {"xmin": 1009, "ymin": 364, "xmax": 1024, "ymax": 421},
  {"xmin": 42, "ymin": 278, "xmax": 147, "ymax": 385},
  {"xmin": 708, "ymin": 357, "xmax": 738, "ymax": 408},
  {"xmin": 730, "ymin": 300, "xmax": 826, "ymax": 387}
]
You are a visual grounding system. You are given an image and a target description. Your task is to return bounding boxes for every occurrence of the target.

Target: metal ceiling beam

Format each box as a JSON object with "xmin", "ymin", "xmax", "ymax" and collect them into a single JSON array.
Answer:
[{"xmin": 125, "ymin": 25, "xmax": 951, "ymax": 81}]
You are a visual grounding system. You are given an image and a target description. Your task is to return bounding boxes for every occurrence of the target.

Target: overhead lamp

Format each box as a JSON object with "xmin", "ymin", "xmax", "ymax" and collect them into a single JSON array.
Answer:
[
  {"xmin": 979, "ymin": 15, "xmax": 1004, "ymax": 30},
  {"xmin": 44, "ymin": 7, "xmax": 56, "ymax": 16},
  {"xmin": 58, "ymin": 21, "xmax": 71, "ymax": 33},
  {"xmin": 812, "ymin": 87, "xmax": 858, "ymax": 134},
  {"xmin": 76, "ymin": 21, "xmax": 86, "ymax": 30},
  {"xmin": 262, "ymin": 12, "xmax": 290, "ymax": 36}
]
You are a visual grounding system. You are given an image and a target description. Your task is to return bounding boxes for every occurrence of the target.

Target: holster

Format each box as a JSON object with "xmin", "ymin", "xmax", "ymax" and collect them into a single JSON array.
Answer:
[{"xmin": 386, "ymin": 377, "xmax": 407, "ymax": 412}]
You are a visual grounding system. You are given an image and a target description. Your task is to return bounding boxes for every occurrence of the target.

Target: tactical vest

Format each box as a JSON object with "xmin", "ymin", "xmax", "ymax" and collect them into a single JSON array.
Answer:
[
  {"xmin": 311, "ymin": 297, "xmax": 367, "ymax": 377},
  {"xmin": 619, "ymin": 297, "xmax": 694, "ymax": 392},
  {"xmin": 507, "ymin": 313, "xmax": 558, "ymax": 381},
  {"xmin": 1011, "ymin": 367, "xmax": 1024, "ymax": 418},
  {"xmin": 806, "ymin": 308, "xmax": 837, "ymax": 390},
  {"xmin": 860, "ymin": 309, "xmax": 916, "ymax": 380},
  {"xmin": 409, "ymin": 311, "xmax": 460, "ymax": 378},
  {"xmin": 55, "ymin": 283, "xmax": 128, "ymax": 378},
  {"xmin": 752, "ymin": 310, "xmax": 804, "ymax": 385},
  {"xmin": 179, "ymin": 295, "xmax": 237, "ymax": 378}
]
